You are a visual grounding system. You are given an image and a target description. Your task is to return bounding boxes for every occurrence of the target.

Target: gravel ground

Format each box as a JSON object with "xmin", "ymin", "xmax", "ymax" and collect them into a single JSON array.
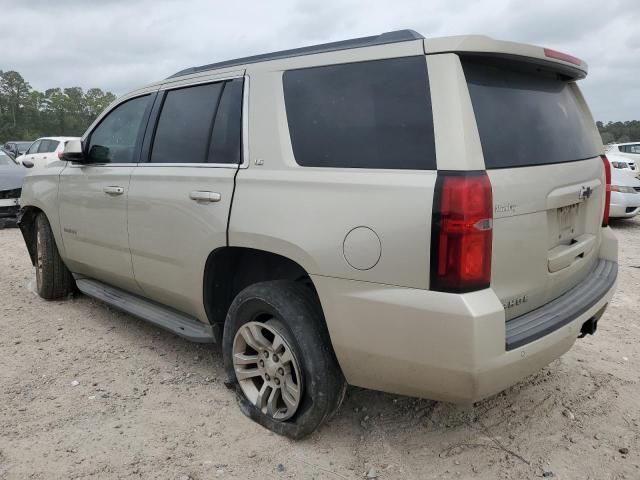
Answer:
[{"xmin": 1, "ymin": 221, "xmax": 639, "ymax": 480}]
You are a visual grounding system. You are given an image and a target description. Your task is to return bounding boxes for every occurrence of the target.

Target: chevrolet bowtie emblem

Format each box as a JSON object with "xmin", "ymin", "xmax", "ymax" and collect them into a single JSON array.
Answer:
[{"xmin": 579, "ymin": 186, "xmax": 593, "ymax": 200}]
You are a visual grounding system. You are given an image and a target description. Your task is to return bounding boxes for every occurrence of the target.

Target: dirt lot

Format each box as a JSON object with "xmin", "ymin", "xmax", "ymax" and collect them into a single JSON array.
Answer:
[{"xmin": 1, "ymin": 222, "xmax": 639, "ymax": 480}]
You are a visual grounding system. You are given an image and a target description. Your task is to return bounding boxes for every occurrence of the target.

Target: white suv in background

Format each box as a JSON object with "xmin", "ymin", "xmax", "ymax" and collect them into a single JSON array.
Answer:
[{"xmin": 16, "ymin": 137, "xmax": 79, "ymax": 169}]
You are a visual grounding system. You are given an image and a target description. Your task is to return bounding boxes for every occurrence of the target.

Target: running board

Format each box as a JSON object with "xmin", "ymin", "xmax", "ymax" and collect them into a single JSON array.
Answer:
[{"xmin": 75, "ymin": 278, "xmax": 216, "ymax": 343}]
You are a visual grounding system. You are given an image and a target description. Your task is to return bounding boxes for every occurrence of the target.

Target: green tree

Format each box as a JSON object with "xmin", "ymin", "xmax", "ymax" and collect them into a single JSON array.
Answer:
[
  {"xmin": 0, "ymin": 70, "xmax": 117, "ymax": 143},
  {"xmin": 85, "ymin": 88, "xmax": 116, "ymax": 120},
  {"xmin": 0, "ymin": 71, "xmax": 31, "ymax": 128},
  {"xmin": 598, "ymin": 120, "xmax": 640, "ymax": 144}
]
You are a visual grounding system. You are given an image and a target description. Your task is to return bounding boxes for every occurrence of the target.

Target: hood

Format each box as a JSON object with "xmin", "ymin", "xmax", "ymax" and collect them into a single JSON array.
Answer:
[
  {"xmin": 611, "ymin": 168, "xmax": 640, "ymax": 187},
  {"xmin": 0, "ymin": 164, "xmax": 27, "ymax": 191}
]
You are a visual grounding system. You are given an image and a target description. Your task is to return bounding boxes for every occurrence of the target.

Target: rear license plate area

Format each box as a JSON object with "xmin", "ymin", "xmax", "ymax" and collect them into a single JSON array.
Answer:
[{"xmin": 557, "ymin": 203, "xmax": 579, "ymax": 241}]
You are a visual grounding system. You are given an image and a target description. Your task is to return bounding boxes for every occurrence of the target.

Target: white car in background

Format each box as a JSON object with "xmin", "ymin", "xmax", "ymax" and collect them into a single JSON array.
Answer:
[
  {"xmin": 605, "ymin": 153, "xmax": 638, "ymax": 177},
  {"xmin": 609, "ymin": 168, "xmax": 640, "ymax": 219},
  {"xmin": 605, "ymin": 143, "xmax": 640, "ymax": 173},
  {"xmin": 15, "ymin": 137, "xmax": 79, "ymax": 169}
]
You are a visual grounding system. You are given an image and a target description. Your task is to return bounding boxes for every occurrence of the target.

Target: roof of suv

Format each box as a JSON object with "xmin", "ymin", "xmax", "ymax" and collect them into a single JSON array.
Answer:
[
  {"xmin": 168, "ymin": 29, "xmax": 425, "ymax": 79},
  {"xmin": 163, "ymin": 29, "xmax": 587, "ymax": 84},
  {"xmin": 112, "ymin": 29, "xmax": 588, "ymax": 109}
]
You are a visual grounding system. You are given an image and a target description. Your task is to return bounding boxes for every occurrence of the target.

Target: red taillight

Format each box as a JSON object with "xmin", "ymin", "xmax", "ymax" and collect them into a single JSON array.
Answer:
[
  {"xmin": 543, "ymin": 48, "xmax": 582, "ymax": 66},
  {"xmin": 58, "ymin": 151, "xmax": 63, "ymax": 160},
  {"xmin": 430, "ymin": 171, "xmax": 493, "ymax": 293},
  {"xmin": 602, "ymin": 155, "xmax": 611, "ymax": 227}
]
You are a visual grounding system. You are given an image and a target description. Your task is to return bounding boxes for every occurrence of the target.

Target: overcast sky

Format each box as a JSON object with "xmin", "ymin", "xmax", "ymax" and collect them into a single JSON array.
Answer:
[{"xmin": 0, "ymin": 0, "xmax": 638, "ymax": 121}]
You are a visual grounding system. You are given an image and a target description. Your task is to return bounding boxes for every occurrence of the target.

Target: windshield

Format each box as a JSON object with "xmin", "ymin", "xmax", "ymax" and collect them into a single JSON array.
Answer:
[{"xmin": 462, "ymin": 56, "xmax": 600, "ymax": 169}]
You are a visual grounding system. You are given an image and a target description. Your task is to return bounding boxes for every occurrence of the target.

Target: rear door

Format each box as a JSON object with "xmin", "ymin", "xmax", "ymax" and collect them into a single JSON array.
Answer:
[
  {"xmin": 460, "ymin": 55, "xmax": 604, "ymax": 319},
  {"xmin": 127, "ymin": 75, "xmax": 244, "ymax": 321},
  {"xmin": 35, "ymin": 139, "xmax": 57, "ymax": 168}
]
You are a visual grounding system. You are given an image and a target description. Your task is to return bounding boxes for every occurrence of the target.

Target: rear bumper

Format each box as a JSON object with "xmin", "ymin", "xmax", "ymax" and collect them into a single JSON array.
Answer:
[
  {"xmin": 315, "ymin": 230, "xmax": 618, "ymax": 403},
  {"xmin": 506, "ymin": 259, "xmax": 616, "ymax": 350}
]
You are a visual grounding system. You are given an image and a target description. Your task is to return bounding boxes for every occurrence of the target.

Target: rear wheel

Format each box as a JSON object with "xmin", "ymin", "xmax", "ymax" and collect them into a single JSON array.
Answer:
[
  {"xmin": 223, "ymin": 280, "xmax": 346, "ymax": 439},
  {"xmin": 35, "ymin": 213, "xmax": 75, "ymax": 300},
  {"xmin": 233, "ymin": 319, "xmax": 303, "ymax": 421}
]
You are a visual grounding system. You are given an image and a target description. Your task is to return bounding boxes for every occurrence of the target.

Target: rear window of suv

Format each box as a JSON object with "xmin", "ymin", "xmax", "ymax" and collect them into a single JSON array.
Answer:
[
  {"xmin": 462, "ymin": 56, "xmax": 600, "ymax": 169},
  {"xmin": 283, "ymin": 56, "xmax": 436, "ymax": 170}
]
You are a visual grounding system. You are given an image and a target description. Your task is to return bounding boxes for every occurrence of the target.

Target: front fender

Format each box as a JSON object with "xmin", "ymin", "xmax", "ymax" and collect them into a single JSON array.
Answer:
[
  {"xmin": 19, "ymin": 164, "xmax": 66, "ymax": 261},
  {"xmin": 17, "ymin": 207, "xmax": 38, "ymax": 265}
]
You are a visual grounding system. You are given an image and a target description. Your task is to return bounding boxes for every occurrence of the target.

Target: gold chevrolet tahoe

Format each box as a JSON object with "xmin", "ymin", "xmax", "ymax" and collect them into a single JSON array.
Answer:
[{"xmin": 18, "ymin": 30, "xmax": 618, "ymax": 438}]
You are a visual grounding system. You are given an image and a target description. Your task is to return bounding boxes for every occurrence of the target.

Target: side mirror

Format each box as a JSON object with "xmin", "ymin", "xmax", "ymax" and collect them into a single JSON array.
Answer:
[
  {"xmin": 22, "ymin": 159, "xmax": 34, "ymax": 169},
  {"xmin": 61, "ymin": 139, "xmax": 86, "ymax": 163}
]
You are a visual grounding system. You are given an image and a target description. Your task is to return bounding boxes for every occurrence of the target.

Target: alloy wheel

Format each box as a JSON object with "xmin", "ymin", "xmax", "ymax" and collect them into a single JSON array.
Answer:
[{"xmin": 232, "ymin": 320, "xmax": 302, "ymax": 421}]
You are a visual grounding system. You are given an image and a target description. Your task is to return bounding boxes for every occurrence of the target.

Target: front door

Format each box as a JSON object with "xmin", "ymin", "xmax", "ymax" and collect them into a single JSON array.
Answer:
[
  {"xmin": 127, "ymin": 76, "xmax": 244, "ymax": 321},
  {"xmin": 59, "ymin": 93, "xmax": 155, "ymax": 293},
  {"xmin": 22, "ymin": 139, "xmax": 41, "ymax": 165}
]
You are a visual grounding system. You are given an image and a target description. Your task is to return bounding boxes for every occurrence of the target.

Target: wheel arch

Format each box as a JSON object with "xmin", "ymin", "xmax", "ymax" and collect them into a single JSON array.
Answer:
[
  {"xmin": 203, "ymin": 246, "xmax": 321, "ymax": 332},
  {"xmin": 17, "ymin": 206, "xmax": 44, "ymax": 266}
]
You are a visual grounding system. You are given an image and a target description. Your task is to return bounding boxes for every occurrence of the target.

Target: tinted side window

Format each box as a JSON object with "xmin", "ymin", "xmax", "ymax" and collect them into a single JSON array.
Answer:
[
  {"xmin": 283, "ymin": 57, "xmax": 436, "ymax": 169},
  {"xmin": 38, "ymin": 140, "xmax": 58, "ymax": 153},
  {"xmin": 208, "ymin": 79, "xmax": 243, "ymax": 164},
  {"xmin": 151, "ymin": 82, "xmax": 223, "ymax": 164},
  {"xmin": 87, "ymin": 95, "xmax": 152, "ymax": 164},
  {"xmin": 37, "ymin": 140, "xmax": 50, "ymax": 153}
]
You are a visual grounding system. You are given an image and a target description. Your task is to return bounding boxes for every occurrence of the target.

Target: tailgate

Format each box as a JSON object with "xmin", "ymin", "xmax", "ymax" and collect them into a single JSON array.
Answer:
[
  {"xmin": 489, "ymin": 159, "xmax": 603, "ymax": 319},
  {"xmin": 461, "ymin": 55, "xmax": 604, "ymax": 320}
]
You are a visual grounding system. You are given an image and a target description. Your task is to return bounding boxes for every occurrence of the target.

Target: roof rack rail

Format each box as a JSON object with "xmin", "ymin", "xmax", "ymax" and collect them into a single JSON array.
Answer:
[{"xmin": 167, "ymin": 29, "xmax": 424, "ymax": 79}]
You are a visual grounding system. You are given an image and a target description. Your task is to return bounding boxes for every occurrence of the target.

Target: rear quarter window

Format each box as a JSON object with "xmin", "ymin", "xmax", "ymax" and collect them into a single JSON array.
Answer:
[
  {"xmin": 462, "ymin": 56, "xmax": 600, "ymax": 169},
  {"xmin": 283, "ymin": 56, "xmax": 436, "ymax": 170}
]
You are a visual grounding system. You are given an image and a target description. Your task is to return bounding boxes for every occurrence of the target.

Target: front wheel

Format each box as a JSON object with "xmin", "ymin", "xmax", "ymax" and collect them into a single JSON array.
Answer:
[
  {"xmin": 223, "ymin": 281, "xmax": 346, "ymax": 439},
  {"xmin": 34, "ymin": 213, "xmax": 75, "ymax": 300}
]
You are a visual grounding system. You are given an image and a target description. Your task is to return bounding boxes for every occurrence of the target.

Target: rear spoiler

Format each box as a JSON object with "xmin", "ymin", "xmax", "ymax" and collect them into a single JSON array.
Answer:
[{"xmin": 424, "ymin": 35, "xmax": 588, "ymax": 80}]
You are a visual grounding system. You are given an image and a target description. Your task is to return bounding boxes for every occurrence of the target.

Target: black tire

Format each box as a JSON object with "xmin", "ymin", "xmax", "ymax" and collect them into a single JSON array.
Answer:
[
  {"xmin": 35, "ymin": 213, "xmax": 75, "ymax": 300},
  {"xmin": 223, "ymin": 280, "xmax": 346, "ymax": 439}
]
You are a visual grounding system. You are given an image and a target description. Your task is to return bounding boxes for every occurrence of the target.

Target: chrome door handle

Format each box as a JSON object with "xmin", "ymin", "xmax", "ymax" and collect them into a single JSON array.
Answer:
[
  {"xmin": 189, "ymin": 191, "xmax": 221, "ymax": 203},
  {"xmin": 103, "ymin": 186, "xmax": 125, "ymax": 195}
]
